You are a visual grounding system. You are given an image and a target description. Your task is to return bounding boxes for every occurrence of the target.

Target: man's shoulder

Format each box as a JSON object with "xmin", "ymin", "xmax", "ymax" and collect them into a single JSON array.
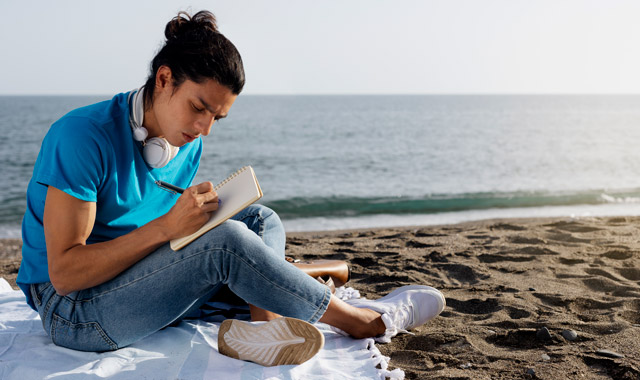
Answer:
[{"xmin": 50, "ymin": 93, "xmax": 128, "ymax": 140}]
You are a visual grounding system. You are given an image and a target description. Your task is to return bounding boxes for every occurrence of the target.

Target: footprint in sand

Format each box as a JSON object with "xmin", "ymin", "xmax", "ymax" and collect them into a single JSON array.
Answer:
[
  {"xmin": 465, "ymin": 234, "xmax": 495, "ymax": 240},
  {"xmin": 504, "ymin": 306, "xmax": 532, "ymax": 319},
  {"xmin": 465, "ymin": 234, "xmax": 500, "ymax": 246},
  {"xmin": 580, "ymin": 322, "xmax": 628, "ymax": 335},
  {"xmin": 557, "ymin": 257, "xmax": 587, "ymax": 265},
  {"xmin": 423, "ymin": 251, "xmax": 448, "ymax": 263},
  {"xmin": 485, "ymin": 329, "xmax": 553, "ymax": 349},
  {"xmin": 386, "ymin": 350, "xmax": 438, "ymax": 371},
  {"xmin": 620, "ymin": 299, "xmax": 640, "ymax": 324},
  {"xmin": 489, "ymin": 223, "xmax": 526, "ymax": 231},
  {"xmin": 569, "ymin": 297, "xmax": 624, "ymax": 313},
  {"xmin": 333, "ymin": 247, "xmax": 358, "ymax": 254},
  {"xmin": 405, "ymin": 239, "xmax": 440, "ymax": 248},
  {"xmin": 331, "ymin": 240, "xmax": 355, "ymax": 247},
  {"xmin": 373, "ymin": 250, "xmax": 400, "ymax": 258},
  {"xmin": 617, "ymin": 267, "xmax": 640, "ymax": 281},
  {"xmin": 498, "ymin": 246, "xmax": 560, "ymax": 256},
  {"xmin": 544, "ymin": 220, "xmax": 603, "ymax": 233},
  {"xmin": 532, "ymin": 293, "xmax": 569, "ymax": 307},
  {"xmin": 404, "ymin": 264, "xmax": 441, "ymax": 278},
  {"xmin": 392, "ymin": 333, "xmax": 482, "ymax": 372},
  {"xmin": 446, "ymin": 297, "xmax": 502, "ymax": 315},
  {"xmin": 583, "ymin": 268, "xmax": 628, "ymax": 283},
  {"xmin": 373, "ymin": 232, "xmax": 410, "ymax": 240},
  {"xmin": 545, "ymin": 232, "xmax": 593, "ymax": 244},
  {"xmin": 581, "ymin": 355, "xmax": 640, "ymax": 379},
  {"xmin": 286, "ymin": 237, "xmax": 309, "ymax": 246},
  {"xmin": 413, "ymin": 229, "xmax": 448, "ymax": 237},
  {"xmin": 603, "ymin": 250, "xmax": 634, "ymax": 260},
  {"xmin": 351, "ymin": 256, "xmax": 377, "ymax": 267},
  {"xmin": 606, "ymin": 216, "xmax": 629, "ymax": 225},
  {"xmin": 433, "ymin": 263, "xmax": 491, "ymax": 285},
  {"xmin": 477, "ymin": 254, "xmax": 536, "ymax": 263},
  {"xmin": 581, "ymin": 277, "xmax": 639, "ymax": 297},
  {"xmin": 375, "ymin": 243, "xmax": 403, "ymax": 249},
  {"xmin": 508, "ymin": 236, "xmax": 547, "ymax": 245}
]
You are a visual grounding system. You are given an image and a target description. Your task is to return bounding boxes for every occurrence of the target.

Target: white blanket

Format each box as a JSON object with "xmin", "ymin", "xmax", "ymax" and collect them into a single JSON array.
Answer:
[{"xmin": 0, "ymin": 279, "xmax": 404, "ymax": 380}]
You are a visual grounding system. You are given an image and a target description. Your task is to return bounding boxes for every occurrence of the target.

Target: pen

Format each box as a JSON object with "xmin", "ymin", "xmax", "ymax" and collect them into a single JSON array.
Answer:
[{"xmin": 155, "ymin": 180, "xmax": 185, "ymax": 194}]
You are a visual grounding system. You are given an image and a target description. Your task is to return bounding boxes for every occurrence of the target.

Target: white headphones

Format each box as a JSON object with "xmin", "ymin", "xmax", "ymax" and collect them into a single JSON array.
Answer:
[{"xmin": 128, "ymin": 87, "xmax": 179, "ymax": 168}]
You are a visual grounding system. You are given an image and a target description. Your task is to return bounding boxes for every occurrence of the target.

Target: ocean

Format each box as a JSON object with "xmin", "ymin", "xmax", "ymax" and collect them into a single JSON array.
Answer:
[{"xmin": 2, "ymin": 94, "xmax": 640, "ymax": 238}]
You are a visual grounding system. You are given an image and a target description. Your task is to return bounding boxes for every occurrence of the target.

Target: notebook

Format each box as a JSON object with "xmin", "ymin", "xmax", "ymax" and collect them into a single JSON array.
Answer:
[{"xmin": 170, "ymin": 166, "xmax": 263, "ymax": 251}]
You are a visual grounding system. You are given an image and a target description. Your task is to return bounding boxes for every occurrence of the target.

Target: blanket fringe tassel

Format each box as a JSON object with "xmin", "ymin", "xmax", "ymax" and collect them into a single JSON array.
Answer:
[{"xmin": 366, "ymin": 339, "xmax": 405, "ymax": 380}]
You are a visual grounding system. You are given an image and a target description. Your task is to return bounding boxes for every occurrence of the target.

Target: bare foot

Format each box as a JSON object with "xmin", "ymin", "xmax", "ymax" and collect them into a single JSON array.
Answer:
[{"xmin": 319, "ymin": 295, "xmax": 386, "ymax": 338}]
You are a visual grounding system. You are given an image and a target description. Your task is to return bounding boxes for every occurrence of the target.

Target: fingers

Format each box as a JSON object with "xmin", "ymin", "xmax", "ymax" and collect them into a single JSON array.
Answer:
[
  {"xmin": 192, "ymin": 192, "xmax": 218, "ymax": 209},
  {"xmin": 184, "ymin": 182, "xmax": 219, "ymax": 210},
  {"xmin": 191, "ymin": 181, "xmax": 214, "ymax": 194},
  {"xmin": 164, "ymin": 182, "xmax": 220, "ymax": 238},
  {"xmin": 200, "ymin": 200, "xmax": 220, "ymax": 213}
]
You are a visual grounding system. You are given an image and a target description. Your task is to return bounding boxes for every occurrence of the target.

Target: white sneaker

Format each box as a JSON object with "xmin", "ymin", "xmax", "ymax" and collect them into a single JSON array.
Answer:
[
  {"xmin": 218, "ymin": 317, "xmax": 325, "ymax": 366},
  {"xmin": 345, "ymin": 285, "xmax": 446, "ymax": 343}
]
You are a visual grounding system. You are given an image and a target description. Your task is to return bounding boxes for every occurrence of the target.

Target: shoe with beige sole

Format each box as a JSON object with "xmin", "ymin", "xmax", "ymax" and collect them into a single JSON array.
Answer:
[{"xmin": 218, "ymin": 317, "xmax": 325, "ymax": 366}]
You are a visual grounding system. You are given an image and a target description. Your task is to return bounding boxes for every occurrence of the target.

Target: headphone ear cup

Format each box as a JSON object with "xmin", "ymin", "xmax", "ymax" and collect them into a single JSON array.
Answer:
[
  {"xmin": 169, "ymin": 145, "xmax": 179, "ymax": 161},
  {"xmin": 143, "ymin": 137, "xmax": 173, "ymax": 168}
]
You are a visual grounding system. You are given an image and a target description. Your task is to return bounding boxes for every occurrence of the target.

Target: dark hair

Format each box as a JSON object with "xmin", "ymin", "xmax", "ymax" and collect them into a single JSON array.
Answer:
[{"xmin": 144, "ymin": 10, "xmax": 245, "ymax": 106}]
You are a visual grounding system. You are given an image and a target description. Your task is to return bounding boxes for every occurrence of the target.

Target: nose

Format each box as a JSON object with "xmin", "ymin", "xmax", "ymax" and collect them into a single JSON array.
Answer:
[{"xmin": 195, "ymin": 115, "xmax": 216, "ymax": 136}]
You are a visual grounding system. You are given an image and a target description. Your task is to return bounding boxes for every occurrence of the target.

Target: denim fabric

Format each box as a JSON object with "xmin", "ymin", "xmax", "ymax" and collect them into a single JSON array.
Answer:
[{"xmin": 30, "ymin": 205, "xmax": 331, "ymax": 352}]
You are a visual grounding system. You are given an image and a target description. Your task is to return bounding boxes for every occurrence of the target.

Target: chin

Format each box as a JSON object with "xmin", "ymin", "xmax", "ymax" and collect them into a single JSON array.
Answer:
[{"xmin": 168, "ymin": 136, "xmax": 186, "ymax": 147}]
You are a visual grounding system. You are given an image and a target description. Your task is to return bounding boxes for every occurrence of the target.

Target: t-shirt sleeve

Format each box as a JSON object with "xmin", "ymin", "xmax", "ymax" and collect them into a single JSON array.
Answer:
[{"xmin": 35, "ymin": 117, "xmax": 106, "ymax": 202}]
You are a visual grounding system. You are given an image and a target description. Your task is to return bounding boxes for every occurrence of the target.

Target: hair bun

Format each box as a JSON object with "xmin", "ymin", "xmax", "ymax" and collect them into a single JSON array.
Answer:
[{"xmin": 165, "ymin": 10, "xmax": 219, "ymax": 41}]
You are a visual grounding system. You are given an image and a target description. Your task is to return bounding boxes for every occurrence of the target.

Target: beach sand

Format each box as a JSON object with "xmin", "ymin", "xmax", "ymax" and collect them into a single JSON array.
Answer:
[{"xmin": 2, "ymin": 216, "xmax": 639, "ymax": 379}]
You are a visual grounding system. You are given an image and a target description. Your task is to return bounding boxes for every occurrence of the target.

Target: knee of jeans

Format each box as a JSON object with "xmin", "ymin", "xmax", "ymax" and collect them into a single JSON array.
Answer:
[
  {"xmin": 214, "ymin": 220, "xmax": 278, "ymax": 261},
  {"xmin": 243, "ymin": 204, "xmax": 277, "ymax": 221},
  {"xmin": 215, "ymin": 220, "xmax": 257, "ymax": 246},
  {"xmin": 256, "ymin": 205, "xmax": 284, "ymax": 230}
]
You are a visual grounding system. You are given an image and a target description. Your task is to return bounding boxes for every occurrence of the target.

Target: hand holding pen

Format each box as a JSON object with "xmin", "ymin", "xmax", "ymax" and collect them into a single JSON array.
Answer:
[
  {"xmin": 158, "ymin": 181, "xmax": 220, "ymax": 239},
  {"xmin": 156, "ymin": 180, "xmax": 222, "ymax": 205}
]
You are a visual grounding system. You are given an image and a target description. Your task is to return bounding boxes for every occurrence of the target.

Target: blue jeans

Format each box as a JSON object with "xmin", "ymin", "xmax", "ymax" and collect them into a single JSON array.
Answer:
[{"xmin": 30, "ymin": 205, "xmax": 332, "ymax": 352}]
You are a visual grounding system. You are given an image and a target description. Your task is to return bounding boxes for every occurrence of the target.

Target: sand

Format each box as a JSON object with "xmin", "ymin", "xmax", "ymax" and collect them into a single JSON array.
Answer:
[{"xmin": 2, "ymin": 216, "xmax": 640, "ymax": 379}]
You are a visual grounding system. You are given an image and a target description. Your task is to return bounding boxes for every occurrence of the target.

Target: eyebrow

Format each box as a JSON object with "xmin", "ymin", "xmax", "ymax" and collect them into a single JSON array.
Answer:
[{"xmin": 198, "ymin": 96, "xmax": 228, "ymax": 119}]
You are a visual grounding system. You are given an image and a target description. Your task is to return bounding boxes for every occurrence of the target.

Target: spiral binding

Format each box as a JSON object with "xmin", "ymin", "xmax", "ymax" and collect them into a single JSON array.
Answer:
[{"xmin": 214, "ymin": 166, "xmax": 249, "ymax": 191}]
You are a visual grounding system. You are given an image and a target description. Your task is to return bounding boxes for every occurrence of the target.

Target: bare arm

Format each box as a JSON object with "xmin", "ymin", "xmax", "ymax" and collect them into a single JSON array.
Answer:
[{"xmin": 44, "ymin": 182, "xmax": 218, "ymax": 296}]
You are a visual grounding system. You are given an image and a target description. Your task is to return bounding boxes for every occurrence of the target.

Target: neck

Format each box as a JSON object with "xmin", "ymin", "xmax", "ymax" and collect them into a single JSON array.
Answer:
[
  {"xmin": 142, "ymin": 105, "xmax": 161, "ymax": 138},
  {"xmin": 132, "ymin": 87, "xmax": 162, "ymax": 139}
]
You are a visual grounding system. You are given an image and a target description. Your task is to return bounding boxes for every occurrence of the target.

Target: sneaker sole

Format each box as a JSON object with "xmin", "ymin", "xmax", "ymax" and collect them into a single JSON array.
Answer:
[{"xmin": 218, "ymin": 317, "xmax": 325, "ymax": 366}]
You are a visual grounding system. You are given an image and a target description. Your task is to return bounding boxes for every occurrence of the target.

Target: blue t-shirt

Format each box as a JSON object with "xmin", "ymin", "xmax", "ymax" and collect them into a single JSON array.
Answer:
[{"xmin": 17, "ymin": 92, "xmax": 202, "ymax": 309}]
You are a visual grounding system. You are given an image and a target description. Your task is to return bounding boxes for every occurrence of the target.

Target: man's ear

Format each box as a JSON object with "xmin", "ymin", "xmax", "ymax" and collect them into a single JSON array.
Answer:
[{"xmin": 155, "ymin": 65, "xmax": 173, "ymax": 90}]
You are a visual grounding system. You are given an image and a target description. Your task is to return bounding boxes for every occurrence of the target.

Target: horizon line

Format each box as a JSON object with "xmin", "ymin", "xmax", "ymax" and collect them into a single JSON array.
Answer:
[{"xmin": 2, "ymin": 92, "xmax": 640, "ymax": 97}]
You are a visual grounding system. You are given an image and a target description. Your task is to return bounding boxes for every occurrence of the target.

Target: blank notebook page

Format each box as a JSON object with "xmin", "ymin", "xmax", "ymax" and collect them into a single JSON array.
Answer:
[{"xmin": 170, "ymin": 166, "xmax": 263, "ymax": 250}]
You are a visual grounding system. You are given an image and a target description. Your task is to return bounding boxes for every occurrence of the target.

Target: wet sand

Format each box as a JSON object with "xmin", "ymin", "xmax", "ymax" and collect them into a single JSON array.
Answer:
[{"xmin": 2, "ymin": 216, "xmax": 640, "ymax": 379}]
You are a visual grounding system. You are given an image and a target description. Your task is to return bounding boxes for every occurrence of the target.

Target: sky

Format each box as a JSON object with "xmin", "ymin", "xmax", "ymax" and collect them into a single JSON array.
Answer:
[{"xmin": 1, "ymin": 0, "xmax": 640, "ymax": 95}]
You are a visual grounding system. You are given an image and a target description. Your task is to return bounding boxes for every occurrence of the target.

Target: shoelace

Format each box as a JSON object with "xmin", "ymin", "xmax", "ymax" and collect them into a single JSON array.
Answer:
[{"xmin": 382, "ymin": 303, "xmax": 416, "ymax": 336}]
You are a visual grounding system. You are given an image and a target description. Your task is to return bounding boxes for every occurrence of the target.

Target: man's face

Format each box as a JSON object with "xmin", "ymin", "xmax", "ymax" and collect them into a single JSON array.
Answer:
[{"xmin": 149, "ymin": 69, "xmax": 237, "ymax": 147}]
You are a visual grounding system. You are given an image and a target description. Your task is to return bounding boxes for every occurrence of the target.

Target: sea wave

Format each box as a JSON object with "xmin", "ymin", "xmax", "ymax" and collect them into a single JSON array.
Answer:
[
  {"xmin": 263, "ymin": 189, "xmax": 640, "ymax": 219},
  {"xmin": 599, "ymin": 194, "xmax": 640, "ymax": 204},
  {"xmin": 2, "ymin": 189, "xmax": 640, "ymax": 238}
]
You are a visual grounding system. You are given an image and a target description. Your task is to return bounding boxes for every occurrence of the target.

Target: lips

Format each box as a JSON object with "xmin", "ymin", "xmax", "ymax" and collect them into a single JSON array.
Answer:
[{"xmin": 182, "ymin": 133, "xmax": 196, "ymax": 143}]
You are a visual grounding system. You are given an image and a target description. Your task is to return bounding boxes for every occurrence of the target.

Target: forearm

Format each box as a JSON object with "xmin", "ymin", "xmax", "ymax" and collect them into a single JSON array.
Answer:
[
  {"xmin": 48, "ymin": 216, "xmax": 171, "ymax": 295},
  {"xmin": 44, "ymin": 183, "xmax": 218, "ymax": 296}
]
